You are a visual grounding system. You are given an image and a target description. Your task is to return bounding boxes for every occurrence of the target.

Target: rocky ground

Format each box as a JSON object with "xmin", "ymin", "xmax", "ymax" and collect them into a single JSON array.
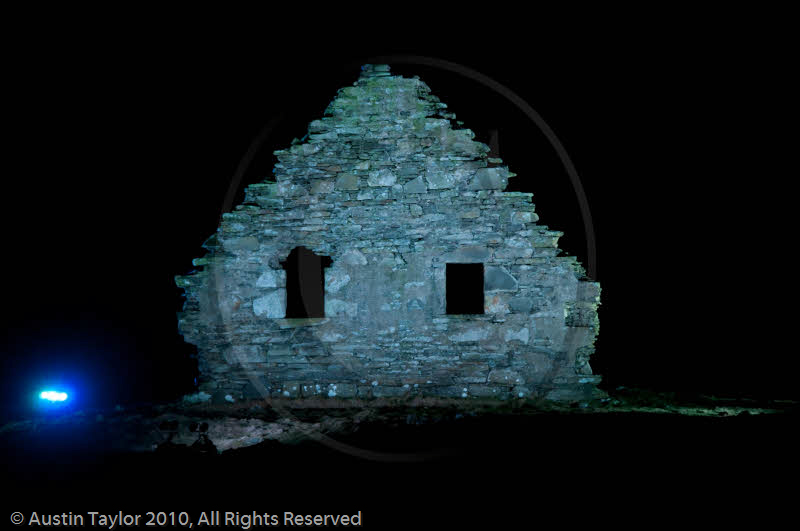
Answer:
[
  {"xmin": 2, "ymin": 388, "xmax": 796, "ymax": 455},
  {"xmin": 3, "ymin": 389, "xmax": 797, "ymax": 525}
]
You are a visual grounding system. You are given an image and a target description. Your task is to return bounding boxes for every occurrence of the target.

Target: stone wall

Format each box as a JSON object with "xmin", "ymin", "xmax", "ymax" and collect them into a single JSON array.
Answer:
[{"xmin": 176, "ymin": 64, "xmax": 602, "ymax": 404}]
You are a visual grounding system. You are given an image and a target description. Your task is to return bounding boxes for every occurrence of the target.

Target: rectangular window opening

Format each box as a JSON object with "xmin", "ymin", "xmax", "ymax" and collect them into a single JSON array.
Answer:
[
  {"xmin": 281, "ymin": 246, "xmax": 332, "ymax": 318},
  {"xmin": 446, "ymin": 263, "xmax": 484, "ymax": 315}
]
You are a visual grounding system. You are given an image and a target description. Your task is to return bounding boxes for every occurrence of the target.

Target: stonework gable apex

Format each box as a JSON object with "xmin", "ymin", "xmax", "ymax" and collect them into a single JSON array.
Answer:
[
  {"xmin": 175, "ymin": 63, "xmax": 602, "ymax": 405},
  {"xmin": 268, "ymin": 64, "xmax": 515, "ymax": 198}
]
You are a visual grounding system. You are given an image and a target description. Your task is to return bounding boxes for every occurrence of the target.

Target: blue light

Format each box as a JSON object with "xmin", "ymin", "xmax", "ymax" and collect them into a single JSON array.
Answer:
[{"xmin": 39, "ymin": 390, "xmax": 68, "ymax": 402}]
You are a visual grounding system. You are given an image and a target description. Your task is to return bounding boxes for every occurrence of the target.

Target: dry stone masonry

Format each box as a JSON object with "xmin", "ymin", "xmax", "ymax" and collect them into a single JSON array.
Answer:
[{"xmin": 176, "ymin": 64, "xmax": 602, "ymax": 404}]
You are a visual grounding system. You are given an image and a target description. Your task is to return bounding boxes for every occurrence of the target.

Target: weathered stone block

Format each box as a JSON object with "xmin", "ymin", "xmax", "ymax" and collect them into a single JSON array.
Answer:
[
  {"xmin": 468, "ymin": 167, "xmax": 508, "ymax": 190},
  {"xmin": 442, "ymin": 246, "xmax": 491, "ymax": 263},
  {"xmin": 509, "ymin": 297, "xmax": 534, "ymax": 313},
  {"xmin": 425, "ymin": 170, "xmax": 458, "ymax": 189},
  {"xmin": 511, "ymin": 211, "xmax": 538, "ymax": 224},
  {"xmin": 324, "ymin": 269, "xmax": 351, "ymax": 293},
  {"xmin": 446, "ymin": 327, "xmax": 485, "ymax": 343},
  {"xmin": 502, "ymin": 325, "xmax": 529, "ymax": 344},
  {"xmin": 324, "ymin": 298, "xmax": 358, "ymax": 318},
  {"xmin": 403, "ymin": 176, "xmax": 428, "ymax": 193},
  {"xmin": 335, "ymin": 173, "xmax": 359, "ymax": 190},
  {"xmin": 485, "ymin": 266, "xmax": 517, "ymax": 290},
  {"xmin": 340, "ymin": 249, "xmax": 367, "ymax": 265},
  {"xmin": 485, "ymin": 292, "xmax": 511, "ymax": 314},
  {"xmin": 253, "ymin": 290, "xmax": 286, "ymax": 318},
  {"xmin": 310, "ymin": 179, "xmax": 335, "ymax": 194},
  {"xmin": 320, "ymin": 330, "xmax": 345, "ymax": 342},
  {"xmin": 256, "ymin": 269, "xmax": 285, "ymax": 288},
  {"xmin": 367, "ymin": 168, "xmax": 397, "ymax": 187},
  {"xmin": 223, "ymin": 236, "xmax": 260, "ymax": 252}
]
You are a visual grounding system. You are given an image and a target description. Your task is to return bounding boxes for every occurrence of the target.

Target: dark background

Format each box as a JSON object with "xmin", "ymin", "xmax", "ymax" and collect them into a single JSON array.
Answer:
[
  {"xmin": 0, "ymin": 16, "xmax": 797, "ymax": 525},
  {"xmin": 2, "ymin": 27, "xmax": 795, "ymax": 424}
]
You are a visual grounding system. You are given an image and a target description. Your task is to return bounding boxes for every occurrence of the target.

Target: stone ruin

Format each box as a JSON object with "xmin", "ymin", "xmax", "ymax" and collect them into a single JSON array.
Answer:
[{"xmin": 175, "ymin": 64, "xmax": 602, "ymax": 404}]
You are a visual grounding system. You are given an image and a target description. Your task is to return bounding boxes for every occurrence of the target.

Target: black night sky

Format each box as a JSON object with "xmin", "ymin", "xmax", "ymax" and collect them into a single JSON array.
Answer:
[{"xmin": 1, "ymin": 17, "xmax": 796, "ymax": 522}]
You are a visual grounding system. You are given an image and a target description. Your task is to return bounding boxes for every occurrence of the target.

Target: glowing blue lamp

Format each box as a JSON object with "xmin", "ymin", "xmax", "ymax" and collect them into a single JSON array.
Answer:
[{"xmin": 39, "ymin": 390, "xmax": 68, "ymax": 402}]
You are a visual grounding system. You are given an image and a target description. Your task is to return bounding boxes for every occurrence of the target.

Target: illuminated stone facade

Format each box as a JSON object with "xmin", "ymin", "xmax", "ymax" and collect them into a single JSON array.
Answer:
[{"xmin": 176, "ymin": 65, "xmax": 602, "ymax": 404}]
